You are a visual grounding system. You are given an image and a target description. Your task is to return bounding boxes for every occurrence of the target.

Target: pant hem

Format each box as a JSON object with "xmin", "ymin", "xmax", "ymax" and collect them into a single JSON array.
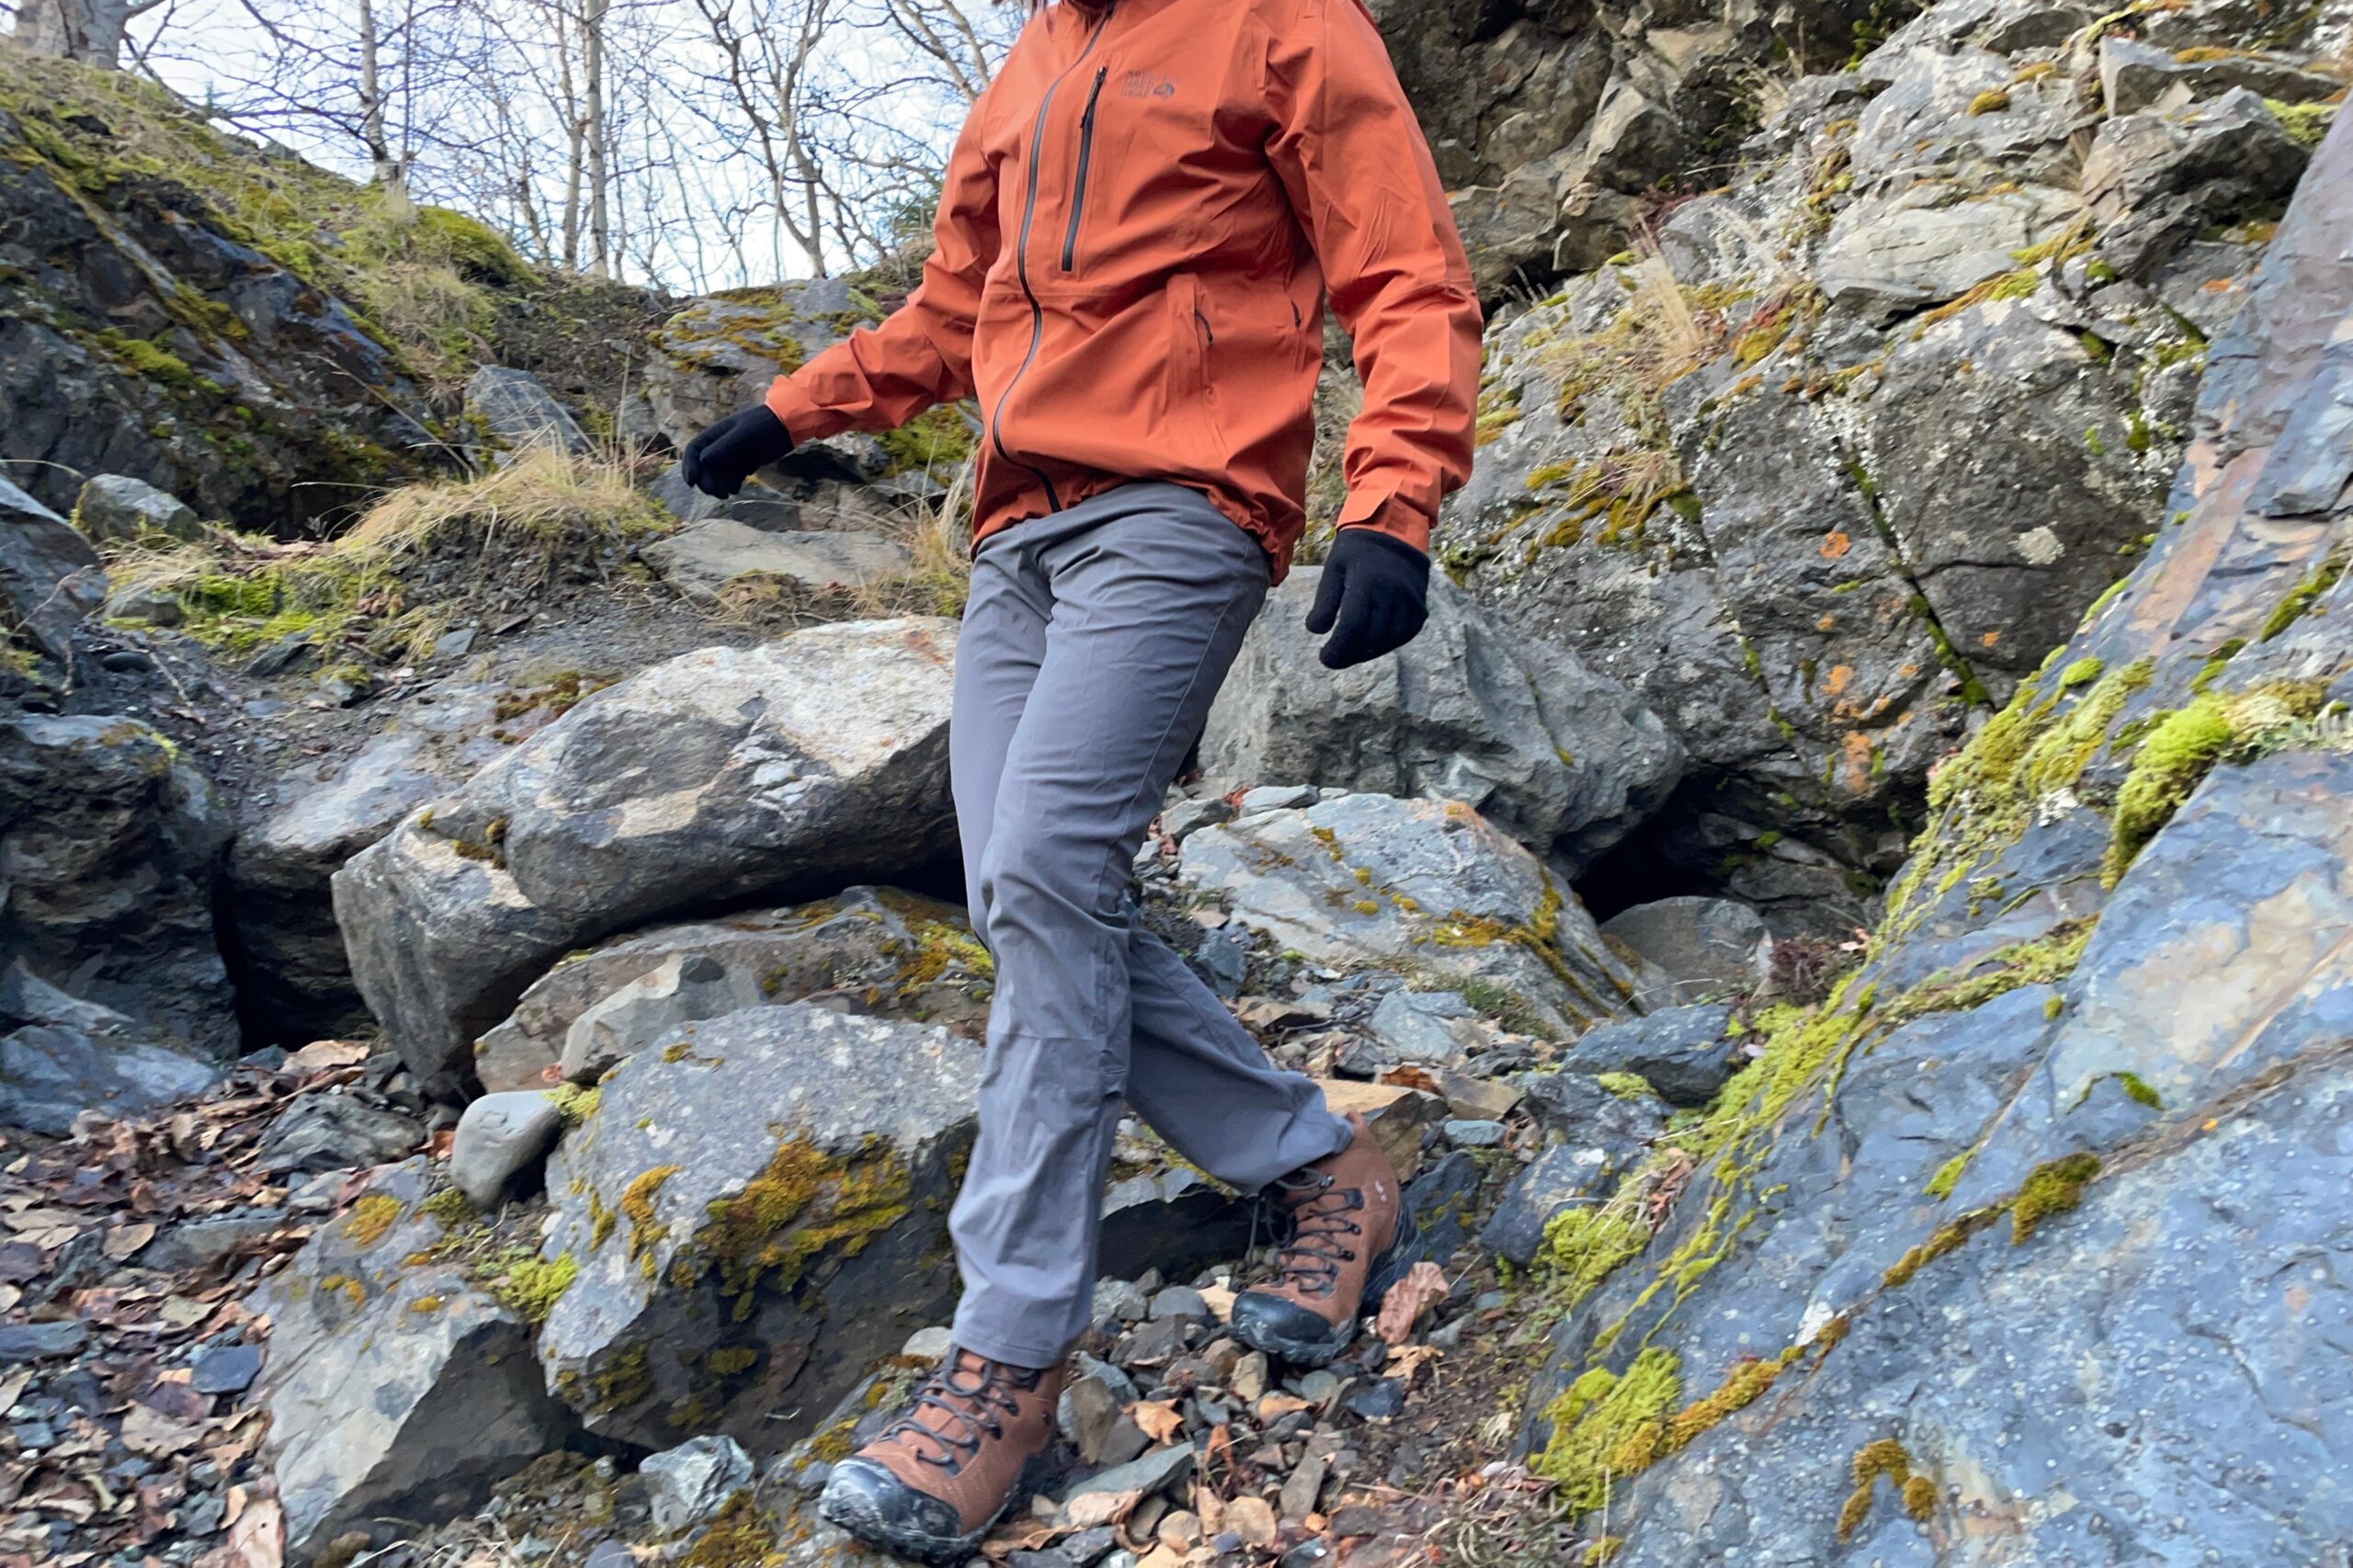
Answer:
[{"xmin": 949, "ymin": 1321, "xmax": 1073, "ymax": 1371}]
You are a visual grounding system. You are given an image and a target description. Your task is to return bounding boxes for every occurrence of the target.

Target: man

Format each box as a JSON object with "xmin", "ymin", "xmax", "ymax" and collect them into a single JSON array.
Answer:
[{"xmin": 683, "ymin": 0, "xmax": 1478, "ymax": 1553}]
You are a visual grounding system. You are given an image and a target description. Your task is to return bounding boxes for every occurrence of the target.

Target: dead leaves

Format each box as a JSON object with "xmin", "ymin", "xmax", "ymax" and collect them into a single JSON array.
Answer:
[
  {"xmin": 1372, "ymin": 1262, "xmax": 1449, "ymax": 1346},
  {"xmin": 1132, "ymin": 1400, "xmax": 1188, "ymax": 1444}
]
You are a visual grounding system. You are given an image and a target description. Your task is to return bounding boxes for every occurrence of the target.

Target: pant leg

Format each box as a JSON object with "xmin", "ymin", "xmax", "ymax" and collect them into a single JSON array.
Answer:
[{"xmin": 948, "ymin": 483, "xmax": 1318, "ymax": 1366}]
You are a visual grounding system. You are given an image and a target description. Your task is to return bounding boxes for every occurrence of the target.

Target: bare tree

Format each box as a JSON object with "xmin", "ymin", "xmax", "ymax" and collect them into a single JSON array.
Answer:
[{"xmin": 13, "ymin": 0, "xmax": 165, "ymax": 67}]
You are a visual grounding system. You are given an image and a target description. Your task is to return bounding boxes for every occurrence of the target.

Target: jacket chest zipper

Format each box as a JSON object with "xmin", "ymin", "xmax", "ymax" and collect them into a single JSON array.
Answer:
[
  {"xmin": 989, "ymin": 8, "xmax": 1110, "ymax": 513},
  {"xmin": 1060, "ymin": 66, "xmax": 1108, "ymax": 273}
]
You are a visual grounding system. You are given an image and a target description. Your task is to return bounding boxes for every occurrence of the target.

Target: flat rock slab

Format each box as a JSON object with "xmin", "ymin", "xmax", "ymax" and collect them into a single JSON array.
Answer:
[
  {"xmin": 1557, "ymin": 1003, "xmax": 1743, "ymax": 1107},
  {"xmin": 642, "ymin": 518, "xmax": 911, "ymax": 602},
  {"xmin": 1177, "ymin": 792, "xmax": 1652, "ymax": 1039},
  {"xmin": 535, "ymin": 1003, "xmax": 981, "ymax": 1453},
  {"xmin": 332, "ymin": 620, "xmax": 959, "ymax": 1096},
  {"xmin": 472, "ymin": 886, "xmax": 989, "ymax": 1094}
]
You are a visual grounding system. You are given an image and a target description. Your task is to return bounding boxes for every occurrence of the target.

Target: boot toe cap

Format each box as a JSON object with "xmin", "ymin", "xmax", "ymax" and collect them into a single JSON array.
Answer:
[
  {"xmin": 818, "ymin": 1456, "xmax": 968, "ymax": 1554},
  {"xmin": 1230, "ymin": 1289, "xmax": 1348, "ymax": 1361}
]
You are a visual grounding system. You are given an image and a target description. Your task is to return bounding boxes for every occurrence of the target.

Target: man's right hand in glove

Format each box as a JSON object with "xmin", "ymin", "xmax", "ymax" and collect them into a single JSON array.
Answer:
[{"xmin": 681, "ymin": 405, "xmax": 793, "ymax": 498}]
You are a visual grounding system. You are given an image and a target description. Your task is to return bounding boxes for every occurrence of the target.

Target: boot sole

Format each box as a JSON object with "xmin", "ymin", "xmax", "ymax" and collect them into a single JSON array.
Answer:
[
  {"xmin": 1231, "ymin": 1196, "xmax": 1427, "ymax": 1369},
  {"xmin": 816, "ymin": 1450, "xmax": 1052, "ymax": 1565}
]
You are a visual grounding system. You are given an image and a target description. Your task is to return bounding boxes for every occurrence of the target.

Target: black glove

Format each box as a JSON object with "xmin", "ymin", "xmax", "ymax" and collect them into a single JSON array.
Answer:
[
  {"xmin": 681, "ymin": 404, "xmax": 793, "ymax": 498},
  {"xmin": 1305, "ymin": 526, "xmax": 1431, "ymax": 669}
]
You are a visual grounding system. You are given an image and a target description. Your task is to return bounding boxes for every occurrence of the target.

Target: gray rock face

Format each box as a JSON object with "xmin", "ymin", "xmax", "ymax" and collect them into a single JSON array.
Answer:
[
  {"xmin": 1819, "ymin": 184, "xmax": 2064, "ymax": 319},
  {"xmin": 449, "ymin": 1090, "xmax": 564, "ymax": 1207},
  {"xmin": 534, "ymin": 1003, "xmax": 981, "ymax": 1452},
  {"xmin": 0, "ymin": 712, "xmax": 235, "ymax": 1058},
  {"xmin": 642, "ymin": 518, "xmax": 910, "ymax": 603},
  {"xmin": 1598, "ymin": 900, "xmax": 1770, "ymax": 1005},
  {"xmin": 2098, "ymin": 35, "xmax": 2345, "ymax": 119},
  {"xmin": 1484, "ymin": 1143, "xmax": 1622, "ymax": 1267},
  {"xmin": 255, "ymin": 1160, "xmax": 575, "ymax": 1562},
  {"xmin": 471, "ymin": 886, "xmax": 990, "ymax": 1093},
  {"xmin": 1515, "ymin": 119, "xmax": 2353, "ymax": 1565},
  {"xmin": 333, "ymin": 621, "xmax": 960, "ymax": 1096},
  {"xmin": 1199, "ymin": 569, "xmax": 1682, "ymax": 868},
  {"xmin": 1176, "ymin": 792, "xmax": 1652, "ymax": 1038},
  {"xmin": 0, "ymin": 965, "xmax": 221, "ymax": 1134},
  {"xmin": 72, "ymin": 473, "xmax": 201, "ymax": 542},
  {"xmin": 2084, "ymin": 89, "xmax": 2310, "ymax": 276},
  {"xmin": 1, "ymin": 472, "xmax": 105, "ymax": 662},
  {"xmin": 464, "ymin": 365, "xmax": 591, "ymax": 455}
]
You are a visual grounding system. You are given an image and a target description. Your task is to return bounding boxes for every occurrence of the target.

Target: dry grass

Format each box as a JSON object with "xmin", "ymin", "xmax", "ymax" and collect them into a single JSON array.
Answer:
[{"xmin": 104, "ymin": 447, "xmax": 666, "ymax": 660}]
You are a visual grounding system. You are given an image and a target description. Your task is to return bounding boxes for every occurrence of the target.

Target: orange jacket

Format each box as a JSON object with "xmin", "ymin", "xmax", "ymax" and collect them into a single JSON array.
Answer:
[{"xmin": 762, "ymin": 0, "xmax": 1481, "ymax": 580}]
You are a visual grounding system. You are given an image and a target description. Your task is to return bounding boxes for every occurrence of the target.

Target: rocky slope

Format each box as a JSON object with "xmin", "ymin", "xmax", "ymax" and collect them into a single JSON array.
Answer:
[{"xmin": 2, "ymin": 4, "xmax": 2351, "ymax": 1568}]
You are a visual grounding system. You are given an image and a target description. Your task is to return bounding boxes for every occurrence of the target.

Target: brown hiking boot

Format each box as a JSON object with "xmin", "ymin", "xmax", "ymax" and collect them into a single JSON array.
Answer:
[
  {"xmin": 1230, "ymin": 1111, "xmax": 1424, "ymax": 1368},
  {"xmin": 817, "ymin": 1349, "xmax": 1063, "ymax": 1563}
]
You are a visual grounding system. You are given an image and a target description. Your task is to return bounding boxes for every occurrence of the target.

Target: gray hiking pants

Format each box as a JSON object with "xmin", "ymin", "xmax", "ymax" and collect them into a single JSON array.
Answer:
[{"xmin": 946, "ymin": 481, "xmax": 1354, "ymax": 1368}]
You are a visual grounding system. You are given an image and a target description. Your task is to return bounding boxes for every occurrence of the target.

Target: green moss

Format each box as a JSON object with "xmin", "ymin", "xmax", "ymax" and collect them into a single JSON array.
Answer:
[
  {"xmin": 2191, "ymin": 638, "xmax": 2246, "ymax": 694},
  {"xmin": 621, "ymin": 1165, "xmax": 684, "ymax": 1273},
  {"xmin": 1925, "ymin": 1153, "xmax": 1972, "ymax": 1200},
  {"xmin": 490, "ymin": 1251, "xmax": 578, "ymax": 1325},
  {"xmin": 1839, "ymin": 1438, "xmax": 1915, "ymax": 1540},
  {"xmin": 544, "ymin": 1083, "xmax": 601, "ymax": 1126},
  {"xmin": 1534, "ymin": 1207, "xmax": 1651, "ymax": 1302},
  {"xmin": 1967, "ymin": 87, "xmax": 2011, "ymax": 114},
  {"xmin": 2266, "ymin": 98, "xmax": 2337, "ymax": 148},
  {"xmin": 875, "ymin": 404, "xmax": 977, "ymax": 480},
  {"xmin": 675, "ymin": 1491, "xmax": 774, "ymax": 1562},
  {"xmin": 342, "ymin": 1193, "xmax": 404, "ymax": 1247},
  {"xmin": 1529, "ymin": 1349, "xmax": 1684, "ymax": 1509},
  {"xmin": 419, "ymin": 1188, "xmax": 478, "ymax": 1227},
  {"xmin": 2259, "ymin": 551, "xmax": 2345, "ymax": 641},
  {"xmin": 1594, "ymin": 1072, "xmax": 1658, "ymax": 1102},
  {"xmin": 2104, "ymin": 696, "xmax": 2235, "ymax": 877},
  {"xmin": 2011, "ymin": 1152, "xmax": 2099, "ymax": 1243},
  {"xmin": 92, "ymin": 329, "xmax": 201, "ymax": 392},
  {"xmin": 678, "ymin": 1138, "xmax": 916, "ymax": 1320}
]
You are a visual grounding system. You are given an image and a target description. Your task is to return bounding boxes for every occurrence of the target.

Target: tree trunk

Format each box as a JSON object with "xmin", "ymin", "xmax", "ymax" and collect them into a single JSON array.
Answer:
[
  {"xmin": 17, "ymin": 0, "xmax": 141, "ymax": 67},
  {"xmin": 582, "ymin": 0, "xmax": 610, "ymax": 278},
  {"xmin": 356, "ymin": 0, "xmax": 412, "ymax": 215}
]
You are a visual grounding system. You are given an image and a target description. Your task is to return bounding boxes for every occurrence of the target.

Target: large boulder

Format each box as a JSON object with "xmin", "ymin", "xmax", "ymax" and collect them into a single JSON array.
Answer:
[
  {"xmin": 1199, "ymin": 569, "xmax": 1683, "ymax": 868},
  {"xmin": 464, "ymin": 365, "xmax": 591, "ymax": 455},
  {"xmin": 1176, "ymin": 791, "xmax": 1656, "ymax": 1038},
  {"xmin": 0, "ymin": 711, "xmax": 235, "ymax": 1061},
  {"xmin": 71, "ymin": 473, "xmax": 202, "ymax": 543},
  {"xmin": 1510, "ymin": 115, "xmax": 2353, "ymax": 1564},
  {"xmin": 255, "ymin": 1160, "xmax": 576, "ymax": 1562},
  {"xmin": 332, "ymin": 620, "xmax": 960, "ymax": 1096},
  {"xmin": 471, "ymin": 885, "xmax": 991, "ymax": 1093},
  {"xmin": 533, "ymin": 1003, "xmax": 980, "ymax": 1452},
  {"xmin": 2085, "ymin": 89, "xmax": 2312, "ymax": 277},
  {"xmin": 0, "ymin": 963, "xmax": 221, "ymax": 1134}
]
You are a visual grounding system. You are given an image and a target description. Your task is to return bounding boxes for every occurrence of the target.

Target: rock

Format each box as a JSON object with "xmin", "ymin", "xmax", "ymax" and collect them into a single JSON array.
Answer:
[
  {"xmin": 1558, "ymin": 1004, "xmax": 1743, "ymax": 1107},
  {"xmin": 464, "ymin": 366, "xmax": 591, "ymax": 455},
  {"xmin": 141, "ymin": 1209, "xmax": 296, "ymax": 1273},
  {"xmin": 0, "ymin": 714, "xmax": 234, "ymax": 1056},
  {"xmin": 1148, "ymin": 1287, "xmax": 1208, "ymax": 1322},
  {"xmin": 1517, "ymin": 123, "xmax": 2353, "ymax": 1564},
  {"xmin": 1176, "ymin": 793, "xmax": 1650, "ymax": 1039},
  {"xmin": 1316, "ymin": 1080, "xmax": 1448, "ymax": 1181},
  {"xmin": 333, "ymin": 622, "xmax": 960, "ymax": 1096},
  {"xmin": 1091, "ymin": 1278, "xmax": 1150, "ymax": 1326},
  {"xmin": 535, "ymin": 1003, "xmax": 979, "ymax": 1451},
  {"xmin": 1060, "ymin": 1356, "xmax": 1141, "ymax": 1464},
  {"xmin": 1358, "ymin": 990, "xmax": 1486, "ymax": 1069},
  {"xmin": 190, "ymin": 1341, "xmax": 264, "ymax": 1395},
  {"xmin": 254, "ymin": 1161, "xmax": 575, "ymax": 1561},
  {"xmin": 228, "ymin": 683, "xmax": 529, "ymax": 1042},
  {"xmin": 642, "ymin": 1434, "xmax": 754, "ymax": 1538},
  {"xmin": 642, "ymin": 519, "xmax": 912, "ymax": 603},
  {"xmin": 1200, "ymin": 570, "xmax": 1681, "ymax": 867},
  {"xmin": 1598, "ymin": 899, "xmax": 1769, "ymax": 1006},
  {"xmin": 1514, "ymin": 1067, "xmax": 1667, "ymax": 1151},
  {"xmin": 255, "ymin": 1093, "xmax": 424, "ymax": 1175},
  {"xmin": 101, "ymin": 583, "xmax": 182, "ymax": 626},
  {"xmin": 72, "ymin": 473, "xmax": 201, "ymax": 542},
  {"xmin": 0, "ymin": 470, "xmax": 107, "ymax": 660},
  {"xmin": 1483, "ymin": 1144, "xmax": 1621, "ymax": 1267},
  {"xmin": 642, "ymin": 283, "xmax": 859, "ymax": 449},
  {"xmin": 2099, "ymin": 35, "xmax": 2345, "ymax": 118},
  {"xmin": 1442, "ymin": 1119, "xmax": 1506, "ymax": 1148},
  {"xmin": 1063, "ymin": 1443, "xmax": 1196, "ymax": 1510},
  {"xmin": 1157, "ymin": 796, "xmax": 1233, "ymax": 841},
  {"xmin": 449, "ymin": 1090, "xmax": 564, "ymax": 1207},
  {"xmin": 646, "ymin": 464, "xmax": 807, "ymax": 531},
  {"xmin": 1097, "ymin": 1164, "xmax": 1250, "ymax": 1293},
  {"xmin": 1820, "ymin": 183, "xmax": 2062, "ymax": 320},
  {"xmin": 0, "ymin": 1321, "xmax": 86, "ymax": 1362},
  {"xmin": 2084, "ymin": 89, "xmax": 2309, "ymax": 276},
  {"xmin": 1344, "ymin": 1379, "xmax": 1406, "ymax": 1420},
  {"xmin": 0, "ymin": 967, "xmax": 221, "ymax": 1134},
  {"xmin": 561, "ymin": 952, "xmax": 745, "ymax": 1083},
  {"xmin": 1404, "ymin": 1149, "xmax": 1484, "ymax": 1259},
  {"xmin": 1236, "ymin": 783, "xmax": 1319, "ymax": 814},
  {"xmin": 472, "ymin": 886, "xmax": 990, "ymax": 1094},
  {"xmin": 1434, "ymin": 1071, "xmax": 1520, "ymax": 1122}
]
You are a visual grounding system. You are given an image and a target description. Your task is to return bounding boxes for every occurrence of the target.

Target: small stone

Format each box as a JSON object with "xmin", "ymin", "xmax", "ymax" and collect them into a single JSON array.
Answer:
[
  {"xmin": 1160, "ymin": 798, "xmax": 1235, "ymax": 841},
  {"xmin": 0, "ymin": 1323, "xmax": 86, "ymax": 1363},
  {"xmin": 1231, "ymin": 1351, "xmax": 1268, "ymax": 1403},
  {"xmin": 1279, "ymin": 1451, "xmax": 1327, "ymax": 1521},
  {"xmin": 641, "ymin": 1434, "xmax": 753, "ymax": 1539},
  {"xmin": 1442, "ymin": 1119, "xmax": 1507, "ymax": 1147},
  {"xmin": 1344, "ymin": 1379, "xmax": 1406, "ymax": 1421},
  {"xmin": 1117, "ymin": 1316, "xmax": 1186, "ymax": 1366},
  {"xmin": 901, "ymin": 1326, "xmax": 953, "ymax": 1360},
  {"xmin": 449, "ymin": 1091, "xmax": 564, "ymax": 1208},
  {"xmin": 1149, "ymin": 1286, "xmax": 1209, "ymax": 1322},
  {"xmin": 1279, "ymin": 1540, "xmax": 1335, "ymax": 1568},
  {"xmin": 1295, "ymin": 1370, "xmax": 1340, "ymax": 1405},
  {"xmin": 1063, "ymin": 1526, "xmax": 1120, "ymax": 1565},
  {"xmin": 582, "ymin": 1540, "xmax": 636, "ymax": 1568},
  {"xmin": 1237, "ymin": 784, "xmax": 1319, "ymax": 813},
  {"xmin": 1473, "ymin": 1290, "xmax": 1506, "ymax": 1312},
  {"xmin": 1227, "ymin": 1494, "xmax": 1279, "ymax": 1548},
  {"xmin": 1156, "ymin": 1508, "xmax": 1203, "ymax": 1551},
  {"xmin": 1093, "ymin": 1278, "xmax": 1151, "ymax": 1324},
  {"xmin": 1060, "ymin": 1442, "xmax": 1196, "ymax": 1508},
  {"xmin": 190, "ymin": 1342, "xmax": 263, "ymax": 1396},
  {"xmin": 432, "ymin": 628, "xmax": 478, "ymax": 660},
  {"xmin": 244, "ymin": 633, "xmax": 313, "ymax": 678}
]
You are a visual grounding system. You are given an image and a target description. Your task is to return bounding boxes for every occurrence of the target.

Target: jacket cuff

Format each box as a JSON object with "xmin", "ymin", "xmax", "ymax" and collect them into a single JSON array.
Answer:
[
  {"xmin": 1336, "ymin": 490, "xmax": 1432, "ymax": 554},
  {"xmin": 763, "ymin": 376, "xmax": 823, "ymax": 445}
]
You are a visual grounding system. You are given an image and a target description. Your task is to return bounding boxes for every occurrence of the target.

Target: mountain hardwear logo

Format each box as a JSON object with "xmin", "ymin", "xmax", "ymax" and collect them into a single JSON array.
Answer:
[{"xmin": 1120, "ymin": 70, "xmax": 1177, "ymax": 99}]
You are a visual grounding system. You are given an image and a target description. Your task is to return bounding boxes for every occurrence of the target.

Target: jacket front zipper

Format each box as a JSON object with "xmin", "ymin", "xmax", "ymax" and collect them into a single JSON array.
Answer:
[
  {"xmin": 1061, "ymin": 66, "xmax": 1109, "ymax": 272},
  {"xmin": 989, "ymin": 8, "xmax": 1111, "ymax": 512}
]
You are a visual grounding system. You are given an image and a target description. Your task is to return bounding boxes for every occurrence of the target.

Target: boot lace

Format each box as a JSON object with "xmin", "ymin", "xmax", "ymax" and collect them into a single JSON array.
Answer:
[
  {"xmin": 1259, "ymin": 1165, "xmax": 1364, "ymax": 1300},
  {"xmin": 881, "ymin": 1354, "xmax": 1040, "ymax": 1473}
]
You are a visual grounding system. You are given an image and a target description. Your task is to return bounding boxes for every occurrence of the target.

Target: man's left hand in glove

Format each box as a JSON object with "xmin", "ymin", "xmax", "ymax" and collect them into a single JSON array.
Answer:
[
  {"xmin": 1305, "ymin": 526, "xmax": 1431, "ymax": 669},
  {"xmin": 682, "ymin": 405, "xmax": 794, "ymax": 498}
]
